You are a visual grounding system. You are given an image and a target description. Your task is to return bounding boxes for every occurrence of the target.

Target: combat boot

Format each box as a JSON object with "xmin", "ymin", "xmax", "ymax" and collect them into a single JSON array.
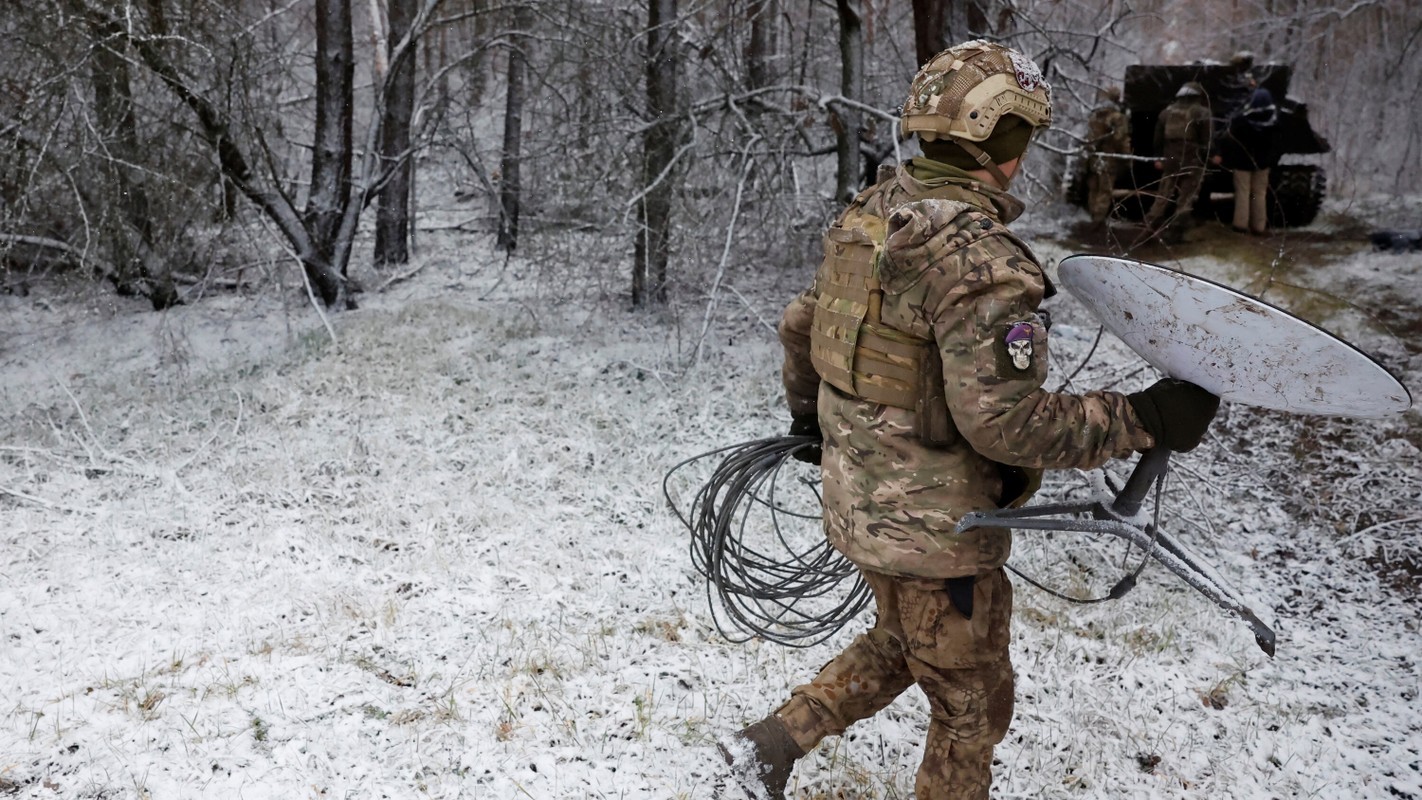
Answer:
[{"xmin": 717, "ymin": 714, "xmax": 805, "ymax": 800}]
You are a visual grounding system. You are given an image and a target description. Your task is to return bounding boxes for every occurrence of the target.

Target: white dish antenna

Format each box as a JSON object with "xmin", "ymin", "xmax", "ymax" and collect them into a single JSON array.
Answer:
[{"xmin": 1057, "ymin": 255, "xmax": 1412, "ymax": 417}]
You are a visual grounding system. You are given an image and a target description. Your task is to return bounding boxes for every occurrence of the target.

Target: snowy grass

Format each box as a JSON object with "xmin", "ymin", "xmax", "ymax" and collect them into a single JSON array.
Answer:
[{"xmin": 1, "ymin": 213, "xmax": 1419, "ymax": 799}]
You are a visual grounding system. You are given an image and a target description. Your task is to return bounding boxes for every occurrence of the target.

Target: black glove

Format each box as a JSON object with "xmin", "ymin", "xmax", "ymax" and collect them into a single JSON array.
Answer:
[
  {"xmin": 1127, "ymin": 379, "xmax": 1221, "ymax": 452},
  {"xmin": 788, "ymin": 413, "xmax": 822, "ymax": 465}
]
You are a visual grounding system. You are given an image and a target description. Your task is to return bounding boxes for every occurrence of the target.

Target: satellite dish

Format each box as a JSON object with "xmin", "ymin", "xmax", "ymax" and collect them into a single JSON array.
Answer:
[{"xmin": 1057, "ymin": 255, "xmax": 1412, "ymax": 417}]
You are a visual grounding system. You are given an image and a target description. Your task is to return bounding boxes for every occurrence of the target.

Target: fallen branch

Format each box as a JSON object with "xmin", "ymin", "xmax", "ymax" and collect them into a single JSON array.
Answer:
[
  {"xmin": 375, "ymin": 258, "xmax": 434, "ymax": 292},
  {"xmin": 0, "ymin": 484, "xmax": 94, "ymax": 515},
  {"xmin": 0, "ymin": 233, "xmax": 118, "ymax": 280}
]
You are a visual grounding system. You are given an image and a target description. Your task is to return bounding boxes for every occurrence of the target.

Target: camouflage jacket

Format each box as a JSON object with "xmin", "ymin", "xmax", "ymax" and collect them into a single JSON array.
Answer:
[
  {"xmin": 1087, "ymin": 104, "xmax": 1130, "ymax": 154},
  {"xmin": 779, "ymin": 165, "xmax": 1155, "ymax": 578},
  {"xmin": 1154, "ymin": 99, "xmax": 1213, "ymax": 165}
]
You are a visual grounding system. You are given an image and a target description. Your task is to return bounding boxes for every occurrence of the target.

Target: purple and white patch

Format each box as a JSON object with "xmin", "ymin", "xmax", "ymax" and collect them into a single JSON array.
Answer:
[
  {"xmin": 1007, "ymin": 49, "xmax": 1049, "ymax": 95},
  {"xmin": 1005, "ymin": 321, "xmax": 1035, "ymax": 370}
]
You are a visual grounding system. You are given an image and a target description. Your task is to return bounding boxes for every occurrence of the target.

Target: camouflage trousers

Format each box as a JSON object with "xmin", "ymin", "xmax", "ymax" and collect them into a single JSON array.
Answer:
[
  {"xmin": 1086, "ymin": 155, "xmax": 1121, "ymax": 222},
  {"xmin": 1144, "ymin": 157, "xmax": 1206, "ymax": 232},
  {"xmin": 776, "ymin": 568, "xmax": 1015, "ymax": 800}
]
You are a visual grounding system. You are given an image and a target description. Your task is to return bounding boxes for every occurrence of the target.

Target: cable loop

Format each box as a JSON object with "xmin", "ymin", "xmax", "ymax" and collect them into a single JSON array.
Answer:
[{"xmin": 663, "ymin": 435, "xmax": 870, "ymax": 647}]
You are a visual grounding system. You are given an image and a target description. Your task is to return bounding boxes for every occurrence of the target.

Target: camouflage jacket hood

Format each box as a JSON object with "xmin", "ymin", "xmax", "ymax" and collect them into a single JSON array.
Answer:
[{"xmin": 777, "ymin": 169, "xmax": 1154, "ymax": 578}]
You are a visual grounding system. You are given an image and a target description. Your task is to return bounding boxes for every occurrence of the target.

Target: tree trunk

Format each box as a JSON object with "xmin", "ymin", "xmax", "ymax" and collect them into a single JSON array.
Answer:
[
  {"xmin": 119, "ymin": 0, "xmax": 351, "ymax": 308},
  {"xmin": 496, "ymin": 3, "xmax": 531, "ymax": 252},
  {"xmin": 911, "ymin": 0, "xmax": 989, "ymax": 66},
  {"xmin": 633, "ymin": 0, "xmax": 682, "ymax": 307},
  {"xmin": 834, "ymin": 0, "xmax": 864, "ymax": 204},
  {"xmin": 375, "ymin": 0, "xmax": 418, "ymax": 267},
  {"xmin": 306, "ymin": 0, "xmax": 355, "ymax": 305},
  {"xmin": 88, "ymin": 12, "xmax": 181, "ymax": 310},
  {"xmin": 745, "ymin": 0, "xmax": 773, "ymax": 90},
  {"xmin": 462, "ymin": 0, "xmax": 492, "ymax": 106}
]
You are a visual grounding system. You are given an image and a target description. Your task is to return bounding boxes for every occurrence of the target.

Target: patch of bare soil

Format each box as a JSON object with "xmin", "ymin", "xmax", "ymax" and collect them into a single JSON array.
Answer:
[{"xmin": 1062, "ymin": 215, "xmax": 1422, "ymax": 364}]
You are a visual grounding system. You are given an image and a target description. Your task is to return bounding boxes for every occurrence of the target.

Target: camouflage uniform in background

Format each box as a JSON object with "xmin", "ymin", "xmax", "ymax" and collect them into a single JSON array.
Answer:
[
  {"xmin": 772, "ymin": 162, "xmax": 1155, "ymax": 798},
  {"xmin": 1144, "ymin": 83, "xmax": 1213, "ymax": 236},
  {"xmin": 1084, "ymin": 87, "xmax": 1131, "ymax": 223}
]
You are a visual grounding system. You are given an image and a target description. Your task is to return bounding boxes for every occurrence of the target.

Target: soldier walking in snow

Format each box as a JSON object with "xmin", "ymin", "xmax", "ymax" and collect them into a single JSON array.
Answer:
[{"xmin": 719, "ymin": 41, "xmax": 1220, "ymax": 800}]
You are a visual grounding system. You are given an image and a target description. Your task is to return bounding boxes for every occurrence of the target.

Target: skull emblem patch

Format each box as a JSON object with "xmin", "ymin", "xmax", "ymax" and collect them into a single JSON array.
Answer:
[{"xmin": 1005, "ymin": 321, "xmax": 1034, "ymax": 370}]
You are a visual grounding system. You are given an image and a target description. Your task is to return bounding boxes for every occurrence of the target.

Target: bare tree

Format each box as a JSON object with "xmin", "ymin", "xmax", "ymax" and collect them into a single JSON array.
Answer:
[
  {"xmin": 496, "ymin": 3, "xmax": 532, "ymax": 252},
  {"xmin": 99, "ymin": 0, "xmax": 355, "ymax": 307},
  {"xmin": 79, "ymin": 0, "xmax": 453, "ymax": 308},
  {"xmin": 633, "ymin": 0, "xmax": 684, "ymax": 307},
  {"xmin": 911, "ymin": 0, "xmax": 990, "ymax": 66},
  {"xmin": 745, "ymin": 0, "xmax": 775, "ymax": 89},
  {"xmin": 833, "ymin": 0, "xmax": 864, "ymax": 203},
  {"xmin": 375, "ymin": 0, "xmax": 420, "ymax": 267},
  {"xmin": 307, "ymin": 0, "xmax": 357, "ymax": 303},
  {"xmin": 85, "ymin": 10, "xmax": 181, "ymax": 309},
  {"xmin": 0, "ymin": 2, "xmax": 195, "ymax": 307}
]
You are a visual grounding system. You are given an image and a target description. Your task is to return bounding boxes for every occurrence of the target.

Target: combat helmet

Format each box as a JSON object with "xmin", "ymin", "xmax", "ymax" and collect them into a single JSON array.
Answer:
[
  {"xmin": 1176, "ymin": 81, "xmax": 1206, "ymax": 98},
  {"xmin": 900, "ymin": 41, "xmax": 1051, "ymax": 186},
  {"xmin": 900, "ymin": 40, "xmax": 1052, "ymax": 143}
]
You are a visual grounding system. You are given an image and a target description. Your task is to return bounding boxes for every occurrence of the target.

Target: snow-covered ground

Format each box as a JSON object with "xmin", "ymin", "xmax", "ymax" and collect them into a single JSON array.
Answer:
[{"xmin": 1, "ymin": 197, "xmax": 1419, "ymax": 799}]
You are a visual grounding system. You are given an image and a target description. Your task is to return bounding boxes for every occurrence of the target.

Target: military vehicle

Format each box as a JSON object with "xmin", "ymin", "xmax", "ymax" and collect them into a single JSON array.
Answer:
[{"xmin": 1067, "ymin": 62, "xmax": 1331, "ymax": 228}]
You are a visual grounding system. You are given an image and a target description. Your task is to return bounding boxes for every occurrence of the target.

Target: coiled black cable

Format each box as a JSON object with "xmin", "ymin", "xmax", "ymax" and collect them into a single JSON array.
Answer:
[
  {"xmin": 663, "ymin": 435, "xmax": 871, "ymax": 648},
  {"xmin": 665, "ymin": 436, "xmax": 1170, "ymax": 647}
]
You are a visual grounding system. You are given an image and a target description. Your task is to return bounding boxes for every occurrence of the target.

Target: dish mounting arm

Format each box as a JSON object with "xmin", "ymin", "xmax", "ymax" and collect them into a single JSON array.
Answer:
[{"xmin": 956, "ymin": 448, "xmax": 1277, "ymax": 656}]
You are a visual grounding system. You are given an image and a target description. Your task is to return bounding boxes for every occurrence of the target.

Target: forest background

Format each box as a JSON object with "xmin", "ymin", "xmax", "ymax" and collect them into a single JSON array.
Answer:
[
  {"xmin": 2, "ymin": 1, "xmax": 1421, "ymax": 798},
  {"xmin": 2, "ymin": 0, "xmax": 1421, "ymax": 310}
]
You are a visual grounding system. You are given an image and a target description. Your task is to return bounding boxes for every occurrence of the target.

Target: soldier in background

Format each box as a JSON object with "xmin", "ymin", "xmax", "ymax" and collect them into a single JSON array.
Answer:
[
  {"xmin": 1084, "ymin": 85, "xmax": 1132, "ymax": 226},
  {"xmin": 718, "ymin": 41, "xmax": 1220, "ymax": 800},
  {"xmin": 1144, "ymin": 82, "xmax": 1213, "ymax": 241},
  {"xmin": 1217, "ymin": 51, "xmax": 1258, "ymax": 115}
]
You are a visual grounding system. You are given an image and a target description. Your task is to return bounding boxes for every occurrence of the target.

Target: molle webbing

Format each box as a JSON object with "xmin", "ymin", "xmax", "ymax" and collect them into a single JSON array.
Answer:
[
  {"xmin": 846, "ymin": 321, "xmax": 925, "ymax": 411},
  {"xmin": 809, "ymin": 215, "xmax": 922, "ymax": 402},
  {"xmin": 809, "ymin": 193, "xmax": 953, "ymax": 443},
  {"xmin": 810, "ymin": 222, "xmax": 887, "ymax": 400}
]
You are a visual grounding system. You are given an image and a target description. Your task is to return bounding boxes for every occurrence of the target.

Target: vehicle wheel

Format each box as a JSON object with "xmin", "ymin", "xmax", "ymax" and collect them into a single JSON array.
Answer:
[{"xmin": 1268, "ymin": 164, "xmax": 1326, "ymax": 227}]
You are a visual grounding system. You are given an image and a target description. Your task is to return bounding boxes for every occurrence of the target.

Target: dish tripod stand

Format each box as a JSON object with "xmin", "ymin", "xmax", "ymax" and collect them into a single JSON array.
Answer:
[{"xmin": 956, "ymin": 447, "xmax": 1276, "ymax": 656}]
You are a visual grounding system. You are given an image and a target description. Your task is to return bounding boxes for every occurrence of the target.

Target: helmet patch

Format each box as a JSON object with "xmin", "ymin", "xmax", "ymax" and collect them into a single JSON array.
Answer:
[
  {"xmin": 1007, "ymin": 49, "xmax": 1048, "ymax": 95},
  {"xmin": 916, "ymin": 74, "xmax": 946, "ymax": 107}
]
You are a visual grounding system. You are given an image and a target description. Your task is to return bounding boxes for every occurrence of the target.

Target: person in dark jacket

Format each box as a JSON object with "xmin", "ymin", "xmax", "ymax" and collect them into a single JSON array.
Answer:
[
  {"xmin": 1214, "ymin": 86, "xmax": 1282, "ymax": 234},
  {"xmin": 1217, "ymin": 51, "xmax": 1258, "ymax": 117}
]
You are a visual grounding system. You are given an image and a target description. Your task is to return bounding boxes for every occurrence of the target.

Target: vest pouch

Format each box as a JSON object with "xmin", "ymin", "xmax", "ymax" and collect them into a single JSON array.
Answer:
[
  {"xmin": 850, "ymin": 322, "xmax": 956, "ymax": 448},
  {"xmin": 914, "ymin": 343, "xmax": 956, "ymax": 447},
  {"xmin": 810, "ymin": 224, "xmax": 881, "ymax": 397}
]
